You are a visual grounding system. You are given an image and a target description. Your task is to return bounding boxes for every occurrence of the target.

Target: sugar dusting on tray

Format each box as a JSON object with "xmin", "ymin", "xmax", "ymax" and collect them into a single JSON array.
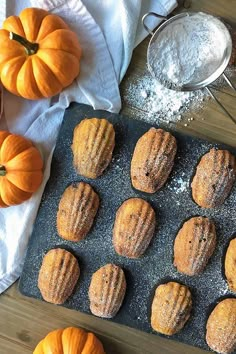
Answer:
[{"xmin": 19, "ymin": 103, "xmax": 236, "ymax": 352}]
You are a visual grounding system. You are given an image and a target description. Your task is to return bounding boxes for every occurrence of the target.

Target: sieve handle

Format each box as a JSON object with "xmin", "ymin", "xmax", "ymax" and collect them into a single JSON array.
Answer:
[
  {"xmin": 223, "ymin": 73, "xmax": 236, "ymax": 91},
  {"xmin": 206, "ymin": 87, "xmax": 236, "ymax": 125},
  {"xmin": 142, "ymin": 12, "xmax": 168, "ymax": 36}
]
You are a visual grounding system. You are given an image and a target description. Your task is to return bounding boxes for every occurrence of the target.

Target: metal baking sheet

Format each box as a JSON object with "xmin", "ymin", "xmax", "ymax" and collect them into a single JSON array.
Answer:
[{"xmin": 19, "ymin": 103, "xmax": 236, "ymax": 353}]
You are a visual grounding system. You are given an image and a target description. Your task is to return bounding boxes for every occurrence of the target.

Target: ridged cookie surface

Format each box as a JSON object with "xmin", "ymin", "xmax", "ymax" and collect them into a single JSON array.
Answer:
[
  {"xmin": 174, "ymin": 216, "xmax": 216, "ymax": 275},
  {"xmin": 225, "ymin": 238, "xmax": 236, "ymax": 292},
  {"xmin": 38, "ymin": 248, "xmax": 80, "ymax": 304},
  {"xmin": 206, "ymin": 298, "xmax": 236, "ymax": 354},
  {"xmin": 89, "ymin": 264, "xmax": 126, "ymax": 318},
  {"xmin": 191, "ymin": 148, "xmax": 236, "ymax": 208},
  {"xmin": 151, "ymin": 281, "xmax": 192, "ymax": 335},
  {"xmin": 72, "ymin": 118, "xmax": 115, "ymax": 178},
  {"xmin": 57, "ymin": 182, "xmax": 99, "ymax": 242},
  {"xmin": 131, "ymin": 128, "xmax": 177, "ymax": 193},
  {"xmin": 113, "ymin": 198, "xmax": 156, "ymax": 258}
]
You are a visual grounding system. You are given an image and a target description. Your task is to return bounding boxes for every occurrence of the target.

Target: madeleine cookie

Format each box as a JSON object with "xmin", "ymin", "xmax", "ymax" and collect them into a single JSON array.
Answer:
[
  {"xmin": 38, "ymin": 248, "xmax": 80, "ymax": 305},
  {"xmin": 57, "ymin": 182, "xmax": 99, "ymax": 242},
  {"xmin": 206, "ymin": 298, "xmax": 236, "ymax": 354},
  {"xmin": 131, "ymin": 128, "xmax": 177, "ymax": 193},
  {"xmin": 72, "ymin": 118, "xmax": 115, "ymax": 178},
  {"xmin": 151, "ymin": 282, "xmax": 192, "ymax": 335},
  {"xmin": 89, "ymin": 264, "xmax": 126, "ymax": 318},
  {"xmin": 174, "ymin": 216, "xmax": 216, "ymax": 275},
  {"xmin": 191, "ymin": 148, "xmax": 236, "ymax": 208},
  {"xmin": 225, "ymin": 238, "xmax": 236, "ymax": 292},
  {"xmin": 113, "ymin": 198, "xmax": 156, "ymax": 258}
]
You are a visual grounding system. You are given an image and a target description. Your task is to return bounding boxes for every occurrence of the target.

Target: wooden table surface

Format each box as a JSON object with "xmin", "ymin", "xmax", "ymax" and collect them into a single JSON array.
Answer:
[{"xmin": 1, "ymin": 1, "xmax": 236, "ymax": 353}]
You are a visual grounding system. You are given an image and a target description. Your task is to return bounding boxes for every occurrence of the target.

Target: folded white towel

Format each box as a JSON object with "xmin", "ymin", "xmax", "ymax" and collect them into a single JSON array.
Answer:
[{"xmin": 0, "ymin": 0, "xmax": 177, "ymax": 293}]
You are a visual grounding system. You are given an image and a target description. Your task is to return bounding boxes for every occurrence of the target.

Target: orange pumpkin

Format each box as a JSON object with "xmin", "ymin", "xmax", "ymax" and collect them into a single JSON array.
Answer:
[
  {"xmin": 0, "ymin": 8, "xmax": 82, "ymax": 100},
  {"xmin": 34, "ymin": 327, "xmax": 106, "ymax": 354},
  {"xmin": 0, "ymin": 130, "xmax": 43, "ymax": 207}
]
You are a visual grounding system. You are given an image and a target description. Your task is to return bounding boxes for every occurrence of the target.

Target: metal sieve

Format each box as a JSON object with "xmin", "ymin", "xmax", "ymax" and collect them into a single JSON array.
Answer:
[{"xmin": 142, "ymin": 11, "xmax": 236, "ymax": 124}]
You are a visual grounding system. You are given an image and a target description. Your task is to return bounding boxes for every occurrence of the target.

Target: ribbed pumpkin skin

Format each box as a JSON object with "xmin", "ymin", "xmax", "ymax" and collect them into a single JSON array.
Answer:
[
  {"xmin": 206, "ymin": 299, "xmax": 236, "ymax": 354},
  {"xmin": 174, "ymin": 216, "xmax": 216, "ymax": 275},
  {"xmin": 131, "ymin": 128, "xmax": 177, "ymax": 193},
  {"xmin": 0, "ymin": 8, "xmax": 82, "ymax": 99},
  {"xmin": 113, "ymin": 198, "xmax": 156, "ymax": 258},
  {"xmin": 57, "ymin": 182, "xmax": 99, "ymax": 242},
  {"xmin": 0, "ymin": 130, "xmax": 43, "ymax": 207},
  {"xmin": 191, "ymin": 148, "xmax": 236, "ymax": 208},
  {"xmin": 72, "ymin": 118, "xmax": 115, "ymax": 179},
  {"xmin": 89, "ymin": 264, "xmax": 126, "ymax": 318},
  {"xmin": 225, "ymin": 238, "xmax": 236, "ymax": 292},
  {"xmin": 38, "ymin": 248, "xmax": 80, "ymax": 305},
  {"xmin": 151, "ymin": 282, "xmax": 192, "ymax": 335},
  {"xmin": 33, "ymin": 327, "xmax": 106, "ymax": 354}
]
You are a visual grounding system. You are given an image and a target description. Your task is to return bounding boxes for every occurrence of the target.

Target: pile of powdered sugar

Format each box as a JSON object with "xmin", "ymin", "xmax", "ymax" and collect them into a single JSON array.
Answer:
[
  {"xmin": 148, "ymin": 12, "xmax": 230, "ymax": 89},
  {"xmin": 122, "ymin": 71, "xmax": 207, "ymax": 125}
]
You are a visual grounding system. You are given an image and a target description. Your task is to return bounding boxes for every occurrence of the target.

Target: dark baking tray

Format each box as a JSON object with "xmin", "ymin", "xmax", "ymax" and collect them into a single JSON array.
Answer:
[{"xmin": 19, "ymin": 103, "xmax": 236, "ymax": 353}]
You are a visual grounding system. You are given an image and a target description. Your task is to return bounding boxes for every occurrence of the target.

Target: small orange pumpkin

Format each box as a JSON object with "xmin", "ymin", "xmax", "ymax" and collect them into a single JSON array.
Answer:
[
  {"xmin": 33, "ymin": 327, "xmax": 106, "ymax": 354},
  {"xmin": 0, "ymin": 8, "xmax": 82, "ymax": 100},
  {"xmin": 0, "ymin": 130, "xmax": 43, "ymax": 207}
]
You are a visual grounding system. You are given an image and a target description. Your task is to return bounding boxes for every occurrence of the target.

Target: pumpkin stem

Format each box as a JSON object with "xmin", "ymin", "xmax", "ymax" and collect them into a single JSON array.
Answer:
[
  {"xmin": 0, "ymin": 165, "xmax": 6, "ymax": 176},
  {"xmin": 9, "ymin": 32, "xmax": 39, "ymax": 56}
]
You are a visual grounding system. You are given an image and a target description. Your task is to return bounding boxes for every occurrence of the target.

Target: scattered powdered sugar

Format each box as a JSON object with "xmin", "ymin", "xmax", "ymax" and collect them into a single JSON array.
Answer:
[
  {"xmin": 217, "ymin": 280, "xmax": 230, "ymax": 296},
  {"xmin": 167, "ymin": 171, "xmax": 189, "ymax": 194},
  {"xmin": 148, "ymin": 12, "xmax": 230, "ymax": 89},
  {"xmin": 123, "ymin": 71, "xmax": 207, "ymax": 125}
]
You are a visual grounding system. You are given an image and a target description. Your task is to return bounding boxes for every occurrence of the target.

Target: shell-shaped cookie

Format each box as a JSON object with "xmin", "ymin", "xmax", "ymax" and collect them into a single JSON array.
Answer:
[
  {"xmin": 151, "ymin": 282, "xmax": 192, "ymax": 335},
  {"xmin": 206, "ymin": 298, "xmax": 236, "ymax": 354},
  {"xmin": 57, "ymin": 182, "xmax": 99, "ymax": 242},
  {"xmin": 89, "ymin": 264, "xmax": 126, "ymax": 318},
  {"xmin": 225, "ymin": 238, "xmax": 236, "ymax": 292},
  {"xmin": 72, "ymin": 118, "xmax": 115, "ymax": 178},
  {"xmin": 113, "ymin": 198, "xmax": 156, "ymax": 258},
  {"xmin": 174, "ymin": 216, "xmax": 216, "ymax": 276},
  {"xmin": 191, "ymin": 148, "xmax": 236, "ymax": 208},
  {"xmin": 131, "ymin": 128, "xmax": 177, "ymax": 193},
  {"xmin": 38, "ymin": 248, "xmax": 80, "ymax": 305}
]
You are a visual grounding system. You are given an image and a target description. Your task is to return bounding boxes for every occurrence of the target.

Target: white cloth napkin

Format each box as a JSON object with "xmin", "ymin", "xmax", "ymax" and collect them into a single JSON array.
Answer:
[{"xmin": 0, "ymin": 0, "xmax": 177, "ymax": 293}]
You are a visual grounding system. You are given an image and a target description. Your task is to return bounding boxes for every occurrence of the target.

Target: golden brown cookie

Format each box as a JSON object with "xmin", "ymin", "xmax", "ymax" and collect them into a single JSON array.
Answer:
[
  {"xmin": 131, "ymin": 128, "xmax": 177, "ymax": 193},
  {"xmin": 225, "ymin": 238, "xmax": 236, "ymax": 292},
  {"xmin": 88, "ymin": 264, "xmax": 126, "ymax": 318},
  {"xmin": 72, "ymin": 118, "xmax": 115, "ymax": 178},
  {"xmin": 173, "ymin": 216, "xmax": 216, "ymax": 276},
  {"xmin": 57, "ymin": 182, "xmax": 99, "ymax": 242},
  {"xmin": 113, "ymin": 198, "xmax": 156, "ymax": 258},
  {"xmin": 191, "ymin": 148, "xmax": 236, "ymax": 208},
  {"xmin": 206, "ymin": 298, "xmax": 236, "ymax": 354},
  {"xmin": 151, "ymin": 282, "xmax": 192, "ymax": 335},
  {"xmin": 38, "ymin": 248, "xmax": 80, "ymax": 305}
]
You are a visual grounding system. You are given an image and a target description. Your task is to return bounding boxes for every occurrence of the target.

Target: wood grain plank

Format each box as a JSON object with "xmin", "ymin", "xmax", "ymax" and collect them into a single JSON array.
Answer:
[{"xmin": 0, "ymin": 337, "xmax": 32, "ymax": 354}]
